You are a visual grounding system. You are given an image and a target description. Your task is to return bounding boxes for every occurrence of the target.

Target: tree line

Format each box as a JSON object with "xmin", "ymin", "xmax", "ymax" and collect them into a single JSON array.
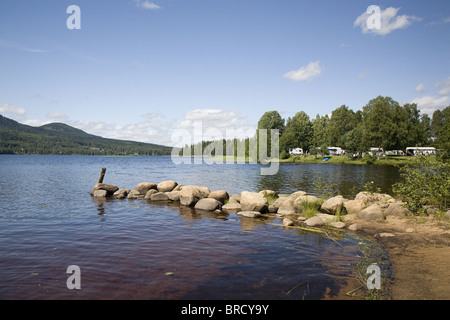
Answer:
[
  {"xmin": 257, "ymin": 96, "xmax": 449, "ymax": 160},
  {"xmin": 182, "ymin": 95, "xmax": 449, "ymax": 161}
]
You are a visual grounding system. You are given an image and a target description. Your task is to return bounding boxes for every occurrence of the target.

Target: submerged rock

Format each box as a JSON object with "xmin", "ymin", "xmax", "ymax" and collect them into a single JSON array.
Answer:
[{"xmin": 237, "ymin": 211, "xmax": 262, "ymax": 218}]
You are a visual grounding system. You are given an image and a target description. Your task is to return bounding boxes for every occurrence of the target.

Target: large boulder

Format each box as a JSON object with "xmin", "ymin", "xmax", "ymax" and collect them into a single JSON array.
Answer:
[
  {"xmin": 179, "ymin": 185, "xmax": 210, "ymax": 206},
  {"xmin": 384, "ymin": 203, "xmax": 413, "ymax": 217},
  {"xmin": 194, "ymin": 198, "xmax": 222, "ymax": 211},
  {"xmin": 240, "ymin": 191, "xmax": 268, "ymax": 213},
  {"xmin": 91, "ymin": 183, "xmax": 119, "ymax": 196},
  {"xmin": 276, "ymin": 196, "xmax": 296, "ymax": 215},
  {"xmin": 320, "ymin": 195, "xmax": 348, "ymax": 215},
  {"xmin": 157, "ymin": 180, "xmax": 178, "ymax": 192},
  {"xmin": 166, "ymin": 191, "xmax": 181, "ymax": 201},
  {"xmin": 135, "ymin": 182, "xmax": 157, "ymax": 195},
  {"xmin": 304, "ymin": 216, "xmax": 325, "ymax": 227},
  {"xmin": 344, "ymin": 199, "xmax": 367, "ymax": 215},
  {"xmin": 150, "ymin": 192, "xmax": 169, "ymax": 201},
  {"xmin": 357, "ymin": 204, "xmax": 385, "ymax": 220},
  {"xmin": 208, "ymin": 190, "xmax": 229, "ymax": 204},
  {"xmin": 355, "ymin": 191, "xmax": 393, "ymax": 204}
]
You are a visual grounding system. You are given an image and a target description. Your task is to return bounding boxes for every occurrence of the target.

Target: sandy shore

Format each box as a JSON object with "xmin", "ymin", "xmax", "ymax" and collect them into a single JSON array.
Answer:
[{"xmin": 355, "ymin": 215, "xmax": 450, "ymax": 300}]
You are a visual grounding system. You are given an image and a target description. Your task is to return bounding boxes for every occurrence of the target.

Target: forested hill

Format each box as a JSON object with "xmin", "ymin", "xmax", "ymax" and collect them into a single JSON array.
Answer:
[{"xmin": 0, "ymin": 114, "xmax": 173, "ymax": 155}]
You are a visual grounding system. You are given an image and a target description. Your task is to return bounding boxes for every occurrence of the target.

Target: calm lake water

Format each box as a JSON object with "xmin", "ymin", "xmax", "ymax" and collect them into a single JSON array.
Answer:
[{"xmin": 0, "ymin": 155, "xmax": 397, "ymax": 300}]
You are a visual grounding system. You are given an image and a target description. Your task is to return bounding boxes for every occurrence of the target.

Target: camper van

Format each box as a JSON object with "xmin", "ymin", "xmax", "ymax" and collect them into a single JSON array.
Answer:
[
  {"xmin": 327, "ymin": 147, "xmax": 344, "ymax": 156},
  {"xmin": 406, "ymin": 147, "xmax": 436, "ymax": 156},
  {"xmin": 289, "ymin": 148, "xmax": 303, "ymax": 155}
]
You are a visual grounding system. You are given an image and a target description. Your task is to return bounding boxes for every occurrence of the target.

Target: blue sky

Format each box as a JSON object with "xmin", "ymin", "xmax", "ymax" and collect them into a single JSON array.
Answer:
[{"xmin": 0, "ymin": 0, "xmax": 449, "ymax": 146}]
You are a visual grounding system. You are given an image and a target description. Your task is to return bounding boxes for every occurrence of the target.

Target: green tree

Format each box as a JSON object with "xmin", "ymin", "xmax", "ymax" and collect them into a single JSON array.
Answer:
[
  {"xmin": 361, "ymin": 96, "xmax": 401, "ymax": 151},
  {"xmin": 310, "ymin": 114, "xmax": 329, "ymax": 154},
  {"xmin": 280, "ymin": 111, "xmax": 312, "ymax": 153},
  {"xmin": 256, "ymin": 110, "xmax": 285, "ymax": 157}
]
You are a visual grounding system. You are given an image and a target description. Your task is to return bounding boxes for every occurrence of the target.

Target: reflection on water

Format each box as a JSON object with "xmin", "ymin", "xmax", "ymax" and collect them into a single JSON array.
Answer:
[{"xmin": 0, "ymin": 155, "xmax": 394, "ymax": 300}]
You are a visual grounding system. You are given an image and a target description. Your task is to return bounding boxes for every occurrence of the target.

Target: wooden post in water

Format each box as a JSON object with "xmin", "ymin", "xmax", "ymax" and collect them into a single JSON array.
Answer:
[{"xmin": 97, "ymin": 168, "xmax": 106, "ymax": 184}]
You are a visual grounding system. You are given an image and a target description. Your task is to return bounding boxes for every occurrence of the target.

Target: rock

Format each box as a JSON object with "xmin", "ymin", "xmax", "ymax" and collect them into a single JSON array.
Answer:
[
  {"xmin": 282, "ymin": 218, "xmax": 294, "ymax": 226},
  {"xmin": 357, "ymin": 204, "xmax": 385, "ymax": 220},
  {"xmin": 330, "ymin": 221, "xmax": 346, "ymax": 229},
  {"xmin": 229, "ymin": 193, "xmax": 241, "ymax": 203},
  {"xmin": 127, "ymin": 190, "xmax": 144, "ymax": 199},
  {"xmin": 166, "ymin": 191, "xmax": 181, "ymax": 201},
  {"xmin": 355, "ymin": 191, "xmax": 393, "ymax": 204},
  {"xmin": 150, "ymin": 192, "xmax": 169, "ymax": 201},
  {"xmin": 195, "ymin": 198, "xmax": 222, "ymax": 211},
  {"xmin": 259, "ymin": 190, "xmax": 278, "ymax": 198},
  {"xmin": 297, "ymin": 216, "xmax": 307, "ymax": 221},
  {"xmin": 293, "ymin": 195, "xmax": 321, "ymax": 213},
  {"xmin": 406, "ymin": 228, "xmax": 415, "ymax": 233},
  {"xmin": 304, "ymin": 216, "xmax": 325, "ymax": 227},
  {"xmin": 316, "ymin": 213, "xmax": 335, "ymax": 224},
  {"xmin": 291, "ymin": 191, "xmax": 307, "ymax": 198},
  {"xmin": 93, "ymin": 189, "xmax": 108, "ymax": 198},
  {"xmin": 384, "ymin": 203, "xmax": 413, "ymax": 217},
  {"xmin": 378, "ymin": 232, "xmax": 395, "ymax": 238},
  {"xmin": 208, "ymin": 190, "xmax": 229, "ymax": 203},
  {"xmin": 173, "ymin": 184, "xmax": 184, "ymax": 192},
  {"xmin": 237, "ymin": 211, "xmax": 262, "ymax": 218},
  {"xmin": 135, "ymin": 182, "xmax": 157, "ymax": 195},
  {"xmin": 222, "ymin": 202, "xmax": 242, "ymax": 211},
  {"xmin": 320, "ymin": 195, "xmax": 348, "ymax": 215},
  {"xmin": 240, "ymin": 191, "xmax": 268, "ymax": 213},
  {"xmin": 157, "ymin": 180, "xmax": 178, "ymax": 192},
  {"xmin": 144, "ymin": 189, "xmax": 158, "ymax": 199},
  {"xmin": 267, "ymin": 205, "xmax": 278, "ymax": 213},
  {"xmin": 344, "ymin": 199, "xmax": 367, "ymax": 215},
  {"xmin": 179, "ymin": 185, "xmax": 210, "ymax": 206},
  {"xmin": 348, "ymin": 223, "xmax": 362, "ymax": 231},
  {"xmin": 446, "ymin": 210, "xmax": 450, "ymax": 220},
  {"xmin": 91, "ymin": 183, "xmax": 119, "ymax": 196},
  {"xmin": 113, "ymin": 188, "xmax": 130, "ymax": 199},
  {"xmin": 277, "ymin": 196, "xmax": 296, "ymax": 216}
]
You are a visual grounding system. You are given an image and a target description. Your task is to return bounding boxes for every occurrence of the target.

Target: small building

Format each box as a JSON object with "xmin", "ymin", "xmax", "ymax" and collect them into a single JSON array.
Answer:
[
  {"xmin": 289, "ymin": 148, "xmax": 303, "ymax": 155},
  {"xmin": 327, "ymin": 147, "xmax": 344, "ymax": 156},
  {"xmin": 406, "ymin": 147, "xmax": 436, "ymax": 156}
]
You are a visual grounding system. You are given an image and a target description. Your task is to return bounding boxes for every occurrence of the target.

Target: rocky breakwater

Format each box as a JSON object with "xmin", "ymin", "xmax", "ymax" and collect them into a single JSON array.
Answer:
[{"xmin": 91, "ymin": 178, "xmax": 423, "ymax": 233}]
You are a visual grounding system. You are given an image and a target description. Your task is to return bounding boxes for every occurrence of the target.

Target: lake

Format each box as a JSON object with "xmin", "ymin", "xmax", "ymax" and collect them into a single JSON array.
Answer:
[{"xmin": 0, "ymin": 155, "xmax": 397, "ymax": 300}]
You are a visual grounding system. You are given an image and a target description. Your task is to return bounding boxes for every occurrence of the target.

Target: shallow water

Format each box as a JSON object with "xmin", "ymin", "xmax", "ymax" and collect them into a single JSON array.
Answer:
[{"xmin": 0, "ymin": 155, "xmax": 394, "ymax": 299}]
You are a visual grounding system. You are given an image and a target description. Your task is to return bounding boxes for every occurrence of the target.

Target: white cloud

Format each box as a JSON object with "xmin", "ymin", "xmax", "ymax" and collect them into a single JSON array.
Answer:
[
  {"xmin": 47, "ymin": 112, "xmax": 69, "ymax": 120},
  {"xmin": 358, "ymin": 70, "xmax": 370, "ymax": 79},
  {"xmin": 283, "ymin": 61, "xmax": 322, "ymax": 82},
  {"xmin": 410, "ymin": 95, "xmax": 449, "ymax": 115},
  {"xmin": 435, "ymin": 77, "xmax": 450, "ymax": 96},
  {"xmin": 414, "ymin": 83, "xmax": 426, "ymax": 93},
  {"xmin": 0, "ymin": 103, "xmax": 26, "ymax": 120},
  {"xmin": 134, "ymin": 0, "xmax": 162, "ymax": 10},
  {"xmin": 354, "ymin": 7, "xmax": 422, "ymax": 36},
  {"xmin": 0, "ymin": 40, "xmax": 47, "ymax": 53}
]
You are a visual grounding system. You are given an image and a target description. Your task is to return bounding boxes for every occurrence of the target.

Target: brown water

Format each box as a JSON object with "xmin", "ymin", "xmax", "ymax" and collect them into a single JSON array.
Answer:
[{"xmin": 0, "ymin": 155, "xmax": 395, "ymax": 300}]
